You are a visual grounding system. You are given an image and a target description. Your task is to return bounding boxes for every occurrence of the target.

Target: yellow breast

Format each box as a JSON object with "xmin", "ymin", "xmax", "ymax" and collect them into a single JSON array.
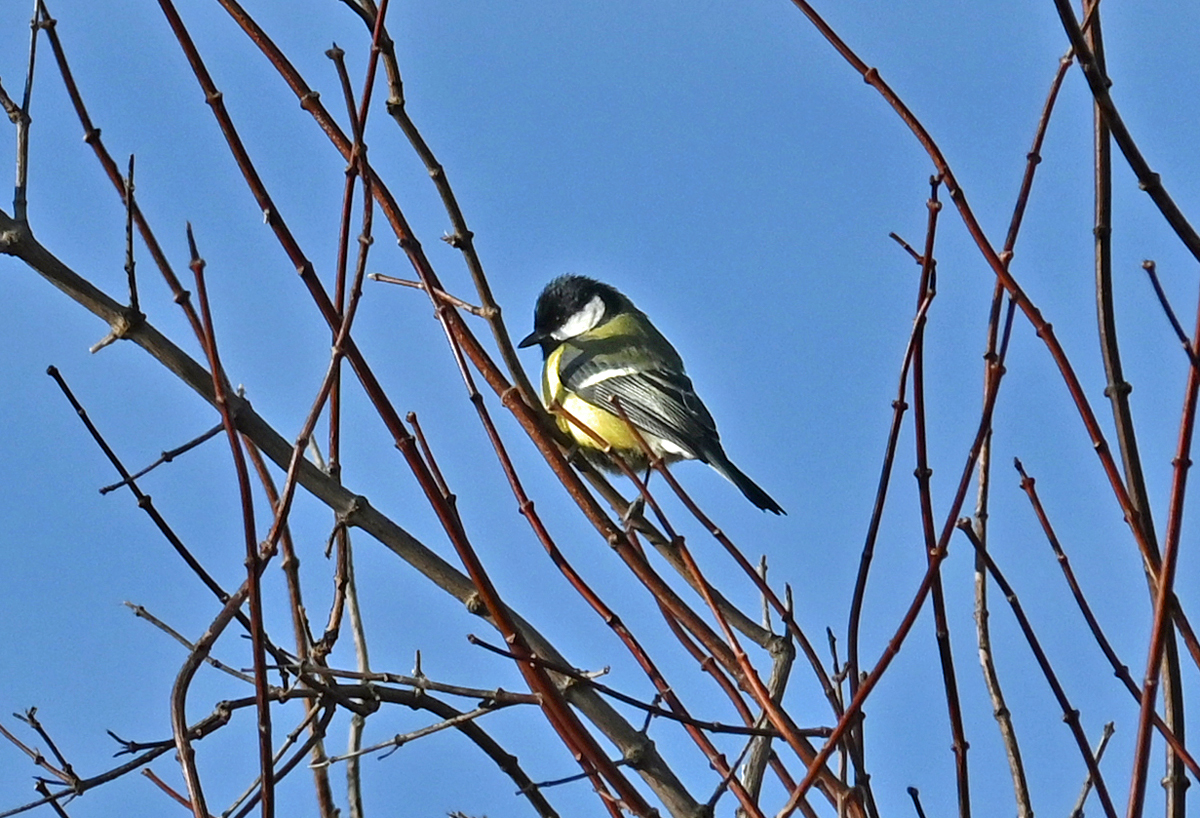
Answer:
[{"xmin": 542, "ymin": 344, "xmax": 689, "ymax": 464}]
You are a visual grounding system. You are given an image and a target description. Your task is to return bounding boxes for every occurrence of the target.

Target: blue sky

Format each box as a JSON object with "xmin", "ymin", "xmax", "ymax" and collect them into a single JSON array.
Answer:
[{"xmin": 2, "ymin": 1, "xmax": 1198, "ymax": 816}]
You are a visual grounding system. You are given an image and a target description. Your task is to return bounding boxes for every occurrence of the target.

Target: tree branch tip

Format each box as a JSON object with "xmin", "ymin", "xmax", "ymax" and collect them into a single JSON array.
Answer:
[{"xmin": 89, "ymin": 330, "xmax": 121, "ymax": 354}]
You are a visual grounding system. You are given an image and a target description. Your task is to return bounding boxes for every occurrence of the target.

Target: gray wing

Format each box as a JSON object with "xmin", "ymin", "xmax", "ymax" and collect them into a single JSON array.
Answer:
[{"xmin": 562, "ymin": 351, "xmax": 721, "ymax": 460}]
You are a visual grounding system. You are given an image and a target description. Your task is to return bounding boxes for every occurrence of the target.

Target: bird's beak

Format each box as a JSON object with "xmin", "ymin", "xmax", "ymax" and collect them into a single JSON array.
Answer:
[{"xmin": 517, "ymin": 330, "xmax": 544, "ymax": 349}]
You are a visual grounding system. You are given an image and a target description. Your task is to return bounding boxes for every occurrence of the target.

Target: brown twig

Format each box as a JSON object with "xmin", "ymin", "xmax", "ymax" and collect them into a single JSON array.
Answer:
[
  {"xmin": 11, "ymin": 0, "xmax": 40, "ymax": 225},
  {"xmin": 1050, "ymin": 0, "xmax": 1200, "ymax": 264},
  {"xmin": 370, "ymin": 273, "xmax": 490, "ymax": 316},
  {"xmin": 342, "ymin": 540, "xmax": 368, "ymax": 818},
  {"xmin": 37, "ymin": 0, "xmax": 207, "ymax": 348},
  {"xmin": 124, "ymin": 602, "xmax": 256, "ymax": 685},
  {"xmin": 1085, "ymin": 6, "xmax": 1187, "ymax": 808},
  {"xmin": 142, "ymin": 769, "xmax": 215, "ymax": 818},
  {"xmin": 15, "ymin": 714, "xmax": 70, "ymax": 785},
  {"xmin": 241, "ymin": 440, "xmax": 336, "ymax": 815},
  {"xmin": 784, "ymin": 0, "xmax": 1164, "ymax": 623},
  {"xmin": 964, "ymin": 43, "xmax": 1072, "ymax": 818},
  {"xmin": 1142, "ymin": 260, "xmax": 1199, "ymax": 367},
  {"xmin": 781, "ymin": 326, "xmax": 1010, "ymax": 811},
  {"xmin": 1126, "ymin": 269, "xmax": 1200, "ymax": 818},
  {"xmin": 122, "ymin": 155, "xmax": 140, "ymax": 316},
  {"xmin": 223, "ymin": 705, "xmax": 326, "ymax": 817},
  {"xmin": 298, "ymin": 663, "xmax": 539, "ymax": 706},
  {"xmin": 98, "ymin": 423, "xmax": 223, "ymax": 494},
  {"xmin": 1069, "ymin": 722, "xmax": 1115, "ymax": 818},
  {"xmin": 468, "ymin": 637, "xmax": 822, "ymax": 741},
  {"xmin": 31, "ymin": 782, "xmax": 68, "ymax": 818},
  {"xmin": 0, "ymin": 210, "xmax": 665, "ymax": 817},
  {"xmin": 0, "ymin": 714, "xmax": 72, "ymax": 787},
  {"xmin": 185, "ymin": 226, "xmax": 274, "ymax": 818},
  {"xmin": 45, "ymin": 366, "xmax": 279, "ymax": 658},
  {"xmin": 342, "ymin": 0, "xmax": 539, "ymax": 409},
  {"xmin": 1013, "ymin": 459, "xmax": 1199, "ymax": 778},
  {"xmin": 228, "ymin": 706, "xmax": 339, "ymax": 818},
  {"xmin": 905, "ymin": 178, "xmax": 972, "ymax": 817},
  {"xmin": 435, "ymin": 299, "xmax": 765, "ymax": 814},
  {"xmin": 0, "ymin": 699, "xmax": 240, "ymax": 818},
  {"xmin": 844, "ymin": 260, "xmax": 938, "ymax": 802},
  {"xmin": 955, "ymin": 522, "xmax": 1118, "ymax": 818},
  {"xmin": 320, "ymin": 704, "xmax": 507, "ymax": 766}
]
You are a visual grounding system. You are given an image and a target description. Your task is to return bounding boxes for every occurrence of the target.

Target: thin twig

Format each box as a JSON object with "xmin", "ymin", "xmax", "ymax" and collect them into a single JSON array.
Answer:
[
  {"xmin": 1142, "ymin": 260, "xmax": 1198, "ymax": 367},
  {"xmin": 1125, "ymin": 264, "xmax": 1200, "ymax": 818},
  {"xmin": 0, "ymin": 699, "xmax": 242, "ymax": 818},
  {"xmin": 346, "ymin": 1, "xmax": 538, "ymax": 407},
  {"xmin": 123, "ymin": 155, "xmax": 140, "ymax": 315},
  {"xmin": 1069, "ymin": 722, "xmax": 1115, "ymax": 818},
  {"xmin": 370, "ymin": 273, "xmax": 489, "ymax": 316},
  {"xmin": 37, "ymin": 0, "xmax": 208, "ymax": 348},
  {"xmin": 12, "ymin": 0, "xmax": 40, "ymax": 224},
  {"xmin": 1050, "ymin": 0, "xmax": 1200, "ymax": 264},
  {"xmin": 906, "ymin": 787, "xmax": 928, "ymax": 818},
  {"xmin": 786, "ymin": 0, "xmax": 1164, "ymax": 618},
  {"xmin": 1013, "ymin": 459, "xmax": 1199, "ymax": 777},
  {"xmin": 186, "ymin": 225, "xmax": 274, "ymax": 818},
  {"xmin": 45, "ymin": 367, "xmax": 278, "ymax": 656},
  {"xmin": 124, "ymin": 602, "xmax": 256, "ymax": 684},
  {"xmin": 468, "ymin": 636, "xmax": 823, "ymax": 740},
  {"xmin": 906, "ymin": 178, "xmax": 972, "ymax": 818},
  {"xmin": 956, "ymin": 522, "xmax": 1118, "ymax": 818},
  {"xmin": 141, "ymin": 769, "xmax": 215, "ymax": 818},
  {"xmin": 1, "ymin": 208, "xmax": 659, "ymax": 818},
  {"xmin": 98, "ymin": 423, "xmax": 223, "ymax": 494}
]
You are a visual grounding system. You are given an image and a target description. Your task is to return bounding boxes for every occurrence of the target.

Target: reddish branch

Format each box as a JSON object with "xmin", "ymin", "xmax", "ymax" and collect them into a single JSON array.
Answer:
[
  {"xmin": 956, "ymin": 523, "xmax": 1118, "ymax": 818},
  {"xmin": 187, "ymin": 232, "xmax": 275, "ymax": 818},
  {"xmin": 1014, "ymin": 460, "xmax": 1198, "ymax": 779}
]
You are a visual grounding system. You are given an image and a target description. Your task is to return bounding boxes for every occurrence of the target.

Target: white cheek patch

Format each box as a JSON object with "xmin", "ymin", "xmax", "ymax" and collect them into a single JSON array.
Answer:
[{"xmin": 551, "ymin": 295, "xmax": 606, "ymax": 340}]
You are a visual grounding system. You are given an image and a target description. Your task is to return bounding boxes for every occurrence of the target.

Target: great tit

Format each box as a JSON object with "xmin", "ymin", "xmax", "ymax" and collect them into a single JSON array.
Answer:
[{"xmin": 518, "ymin": 274, "xmax": 785, "ymax": 514}]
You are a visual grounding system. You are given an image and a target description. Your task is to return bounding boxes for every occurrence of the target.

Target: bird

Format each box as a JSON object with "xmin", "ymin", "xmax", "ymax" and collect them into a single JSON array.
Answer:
[{"xmin": 518, "ymin": 274, "xmax": 785, "ymax": 514}]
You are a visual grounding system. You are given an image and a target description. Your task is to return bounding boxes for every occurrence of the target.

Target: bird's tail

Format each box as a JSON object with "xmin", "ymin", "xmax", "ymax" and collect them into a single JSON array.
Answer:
[{"xmin": 704, "ymin": 448, "xmax": 785, "ymax": 515}]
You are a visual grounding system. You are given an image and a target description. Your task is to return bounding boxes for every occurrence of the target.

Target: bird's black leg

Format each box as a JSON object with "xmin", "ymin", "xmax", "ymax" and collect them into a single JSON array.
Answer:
[{"xmin": 621, "ymin": 468, "xmax": 651, "ymax": 524}]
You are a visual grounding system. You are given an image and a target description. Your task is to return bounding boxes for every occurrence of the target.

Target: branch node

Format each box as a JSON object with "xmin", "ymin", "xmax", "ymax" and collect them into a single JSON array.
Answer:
[
  {"xmin": 464, "ymin": 591, "xmax": 486, "ymax": 615},
  {"xmin": 89, "ymin": 307, "xmax": 145, "ymax": 353}
]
